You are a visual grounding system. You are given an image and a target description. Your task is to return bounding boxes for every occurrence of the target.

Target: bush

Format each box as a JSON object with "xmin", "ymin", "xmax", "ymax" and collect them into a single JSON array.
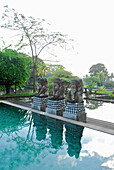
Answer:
[
  {"xmin": 87, "ymin": 83, "xmax": 96, "ymax": 93},
  {"xmin": 104, "ymin": 80, "xmax": 114, "ymax": 89},
  {"xmin": 97, "ymin": 86, "xmax": 105, "ymax": 91}
]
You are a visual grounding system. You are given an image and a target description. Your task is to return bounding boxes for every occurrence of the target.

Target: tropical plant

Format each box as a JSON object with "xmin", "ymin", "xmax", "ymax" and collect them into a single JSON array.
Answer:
[
  {"xmin": 97, "ymin": 71, "xmax": 105, "ymax": 86},
  {"xmin": 0, "ymin": 49, "xmax": 31, "ymax": 94},
  {"xmin": 37, "ymin": 63, "xmax": 53, "ymax": 77}
]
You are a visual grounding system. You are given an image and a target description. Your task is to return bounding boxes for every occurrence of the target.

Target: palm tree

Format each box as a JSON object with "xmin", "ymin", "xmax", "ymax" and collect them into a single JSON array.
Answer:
[
  {"xmin": 97, "ymin": 71, "xmax": 104, "ymax": 86},
  {"xmin": 37, "ymin": 63, "xmax": 53, "ymax": 78}
]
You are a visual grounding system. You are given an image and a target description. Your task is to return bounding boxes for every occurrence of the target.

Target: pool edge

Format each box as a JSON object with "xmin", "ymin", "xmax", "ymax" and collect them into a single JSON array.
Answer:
[{"xmin": 0, "ymin": 100, "xmax": 114, "ymax": 135}]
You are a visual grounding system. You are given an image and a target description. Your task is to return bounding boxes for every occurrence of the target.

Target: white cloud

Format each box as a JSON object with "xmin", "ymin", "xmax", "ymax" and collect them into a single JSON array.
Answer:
[
  {"xmin": 81, "ymin": 128, "xmax": 114, "ymax": 158},
  {"xmin": 101, "ymin": 158, "xmax": 114, "ymax": 169}
]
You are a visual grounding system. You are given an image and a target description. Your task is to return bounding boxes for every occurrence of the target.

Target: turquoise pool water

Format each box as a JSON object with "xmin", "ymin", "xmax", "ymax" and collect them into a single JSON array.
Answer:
[{"xmin": 0, "ymin": 103, "xmax": 114, "ymax": 170}]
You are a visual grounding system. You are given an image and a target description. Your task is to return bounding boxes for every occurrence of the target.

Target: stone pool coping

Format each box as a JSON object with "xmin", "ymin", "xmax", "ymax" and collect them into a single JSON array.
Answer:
[
  {"xmin": 84, "ymin": 97, "xmax": 114, "ymax": 103},
  {"xmin": 0, "ymin": 100, "xmax": 114, "ymax": 135}
]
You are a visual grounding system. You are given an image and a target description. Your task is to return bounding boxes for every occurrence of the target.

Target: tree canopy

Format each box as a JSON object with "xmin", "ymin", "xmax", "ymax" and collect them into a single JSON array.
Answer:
[
  {"xmin": 83, "ymin": 76, "xmax": 99, "ymax": 92},
  {"xmin": 89, "ymin": 63, "xmax": 108, "ymax": 76},
  {"xmin": 48, "ymin": 66, "xmax": 78, "ymax": 82},
  {"xmin": 1, "ymin": 6, "xmax": 71, "ymax": 92},
  {"xmin": 47, "ymin": 66, "xmax": 79, "ymax": 94},
  {"xmin": 0, "ymin": 49, "xmax": 31, "ymax": 94}
]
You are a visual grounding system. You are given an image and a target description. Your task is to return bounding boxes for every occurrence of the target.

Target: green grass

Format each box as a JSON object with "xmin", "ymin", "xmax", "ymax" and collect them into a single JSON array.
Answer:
[{"xmin": 96, "ymin": 90, "xmax": 114, "ymax": 97}]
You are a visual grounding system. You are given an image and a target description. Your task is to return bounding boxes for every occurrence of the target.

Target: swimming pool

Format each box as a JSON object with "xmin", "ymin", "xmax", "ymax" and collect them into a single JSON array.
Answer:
[
  {"xmin": 0, "ymin": 103, "xmax": 114, "ymax": 170},
  {"xmin": 85, "ymin": 100, "xmax": 114, "ymax": 123}
]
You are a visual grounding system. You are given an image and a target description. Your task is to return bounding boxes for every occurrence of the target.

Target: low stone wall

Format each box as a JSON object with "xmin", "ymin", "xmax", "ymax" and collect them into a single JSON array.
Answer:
[{"xmin": 0, "ymin": 95, "xmax": 34, "ymax": 99}]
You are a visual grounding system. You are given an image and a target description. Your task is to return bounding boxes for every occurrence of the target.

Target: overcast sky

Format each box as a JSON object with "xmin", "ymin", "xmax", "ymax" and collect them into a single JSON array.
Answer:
[{"xmin": 0, "ymin": 0, "xmax": 114, "ymax": 77}]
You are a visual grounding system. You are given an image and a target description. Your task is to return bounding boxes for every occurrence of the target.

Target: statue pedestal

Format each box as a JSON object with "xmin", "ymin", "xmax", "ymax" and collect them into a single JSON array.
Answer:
[
  {"xmin": 46, "ymin": 99, "xmax": 66, "ymax": 116},
  {"xmin": 32, "ymin": 96, "xmax": 48, "ymax": 112},
  {"xmin": 63, "ymin": 101, "xmax": 86, "ymax": 122}
]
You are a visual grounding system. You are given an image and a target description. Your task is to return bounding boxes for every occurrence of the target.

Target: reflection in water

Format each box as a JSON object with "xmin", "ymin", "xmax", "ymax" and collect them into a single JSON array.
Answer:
[
  {"xmin": 32, "ymin": 113, "xmax": 84, "ymax": 157},
  {"xmin": 65, "ymin": 123, "xmax": 84, "ymax": 159},
  {"xmin": 47, "ymin": 117, "xmax": 63, "ymax": 149},
  {"xmin": 0, "ymin": 103, "xmax": 28, "ymax": 134},
  {"xmin": 1, "ymin": 103, "xmax": 114, "ymax": 169},
  {"xmin": 85, "ymin": 100, "xmax": 103, "ymax": 110},
  {"xmin": 32, "ymin": 113, "xmax": 47, "ymax": 141}
]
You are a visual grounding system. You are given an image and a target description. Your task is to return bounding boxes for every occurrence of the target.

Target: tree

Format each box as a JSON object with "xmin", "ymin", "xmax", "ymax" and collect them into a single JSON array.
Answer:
[
  {"xmin": 49, "ymin": 66, "xmax": 78, "ymax": 82},
  {"xmin": 0, "ymin": 49, "xmax": 31, "ymax": 94},
  {"xmin": 108, "ymin": 73, "xmax": 114, "ymax": 81},
  {"xmin": 1, "ymin": 6, "xmax": 70, "ymax": 92},
  {"xmin": 37, "ymin": 63, "xmax": 53, "ymax": 78},
  {"xmin": 47, "ymin": 66, "xmax": 79, "ymax": 94},
  {"xmin": 83, "ymin": 76, "xmax": 99, "ymax": 92},
  {"xmin": 104, "ymin": 80, "xmax": 114, "ymax": 89},
  {"xmin": 84, "ymin": 76, "xmax": 100, "ymax": 84},
  {"xmin": 89, "ymin": 63, "xmax": 108, "ymax": 77},
  {"xmin": 86, "ymin": 83, "xmax": 96, "ymax": 93},
  {"xmin": 97, "ymin": 71, "xmax": 105, "ymax": 86}
]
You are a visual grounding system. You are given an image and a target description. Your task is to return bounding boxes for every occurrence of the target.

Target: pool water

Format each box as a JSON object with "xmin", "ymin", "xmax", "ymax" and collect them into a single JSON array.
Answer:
[
  {"xmin": 0, "ymin": 103, "xmax": 114, "ymax": 170},
  {"xmin": 85, "ymin": 100, "xmax": 114, "ymax": 123}
]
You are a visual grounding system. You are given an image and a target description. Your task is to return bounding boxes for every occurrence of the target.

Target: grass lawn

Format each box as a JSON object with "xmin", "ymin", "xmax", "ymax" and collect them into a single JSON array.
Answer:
[{"xmin": 95, "ymin": 90, "xmax": 114, "ymax": 97}]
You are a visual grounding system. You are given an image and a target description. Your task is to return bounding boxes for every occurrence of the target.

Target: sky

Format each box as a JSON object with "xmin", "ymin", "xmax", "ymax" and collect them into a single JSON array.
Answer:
[{"xmin": 0, "ymin": 0, "xmax": 114, "ymax": 77}]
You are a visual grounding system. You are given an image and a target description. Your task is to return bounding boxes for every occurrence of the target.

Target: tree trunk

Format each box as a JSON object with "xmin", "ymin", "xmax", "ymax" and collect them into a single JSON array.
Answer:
[
  {"xmin": 100, "ymin": 78, "xmax": 102, "ymax": 86},
  {"xmin": 5, "ymin": 85, "xmax": 11, "ymax": 94},
  {"xmin": 33, "ymin": 63, "xmax": 36, "ymax": 92},
  {"xmin": 15, "ymin": 84, "xmax": 16, "ymax": 94}
]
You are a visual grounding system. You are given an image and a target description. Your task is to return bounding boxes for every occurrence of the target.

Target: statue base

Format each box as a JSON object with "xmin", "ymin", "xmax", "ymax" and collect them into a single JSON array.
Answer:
[
  {"xmin": 32, "ymin": 96, "xmax": 48, "ymax": 112},
  {"xmin": 63, "ymin": 101, "xmax": 86, "ymax": 122},
  {"xmin": 46, "ymin": 108, "xmax": 64, "ymax": 116},
  {"xmin": 46, "ymin": 99, "xmax": 66, "ymax": 116}
]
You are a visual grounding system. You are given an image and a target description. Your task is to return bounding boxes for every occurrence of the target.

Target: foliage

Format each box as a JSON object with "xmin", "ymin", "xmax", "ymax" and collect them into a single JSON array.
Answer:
[
  {"xmin": 97, "ymin": 86, "xmax": 105, "ymax": 91},
  {"xmin": 37, "ymin": 63, "xmax": 53, "ymax": 77},
  {"xmin": 0, "ymin": 49, "xmax": 31, "ymax": 94},
  {"xmin": 97, "ymin": 71, "xmax": 105, "ymax": 86},
  {"xmin": 96, "ymin": 90, "xmax": 114, "ymax": 97},
  {"xmin": 87, "ymin": 83, "xmax": 96, "ymax": 93},
  {"xmin": 47, "ymin": 66, "xmax": 79, "ymax": 94},
  {"xmin": 84, "ymin": 73, "xmax": 114, "ymax": 92},
  {"xmin": 26, "ymin": 57, "xmax": 44, "ymax": 85},
  {"xmin": 1, "ymin": 6, "xmax": 71, "ymax": 92},
  {"xmin": 50, "ymin": 67, "xmax": 78, "ymax": 83},
  {"xmin": 84, "ymin": 76, "xmax": 100, "ymax": 84},
  {"xmin": 104, "ymin": 80, "xmax": 114, "ymax": 89},
  {"xmin": 0, "ymin": 85, "xmax": 5, "ymax": 91},
  {"xmin": 1, "ymin": 91, "xmax": 34, "ymax": 96},
  {"xmin": 83, "ymin": 76, "xmax": 99, "ymax": 92},
  {"xmin": 108, "ymin": 73, "xmax": 114, "ymax": 80},
  {"xmin": 89, "ymin": 63, "xmax": 108, "ymax": 77},
  {"xmin": 84, "ymin": 63, "xmax": 110, "ymax": 91}
]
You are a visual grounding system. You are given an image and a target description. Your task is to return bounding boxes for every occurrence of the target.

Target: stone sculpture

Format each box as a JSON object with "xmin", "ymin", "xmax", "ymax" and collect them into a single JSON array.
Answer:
[
  {"xmin": 32, "ymin": 78, "xmax": 48, "ymax": 111},
  {"xmin": 35, "ymin": 78, "xmax": 49, "ymax": 97},
  {"xmin": 49, "ymin": 78, "xmax": 65, "ymax": 100},
  {"xmin": 46, "ymin": 78, "xmax": 66, "ymax": 116},
  {"xmin": 67, "ymin": 79, "xmax": 83, "ymax": 103},
  {"xmin": 63, "ymin": 79, "xmax": 86, "ymax": 122}
]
